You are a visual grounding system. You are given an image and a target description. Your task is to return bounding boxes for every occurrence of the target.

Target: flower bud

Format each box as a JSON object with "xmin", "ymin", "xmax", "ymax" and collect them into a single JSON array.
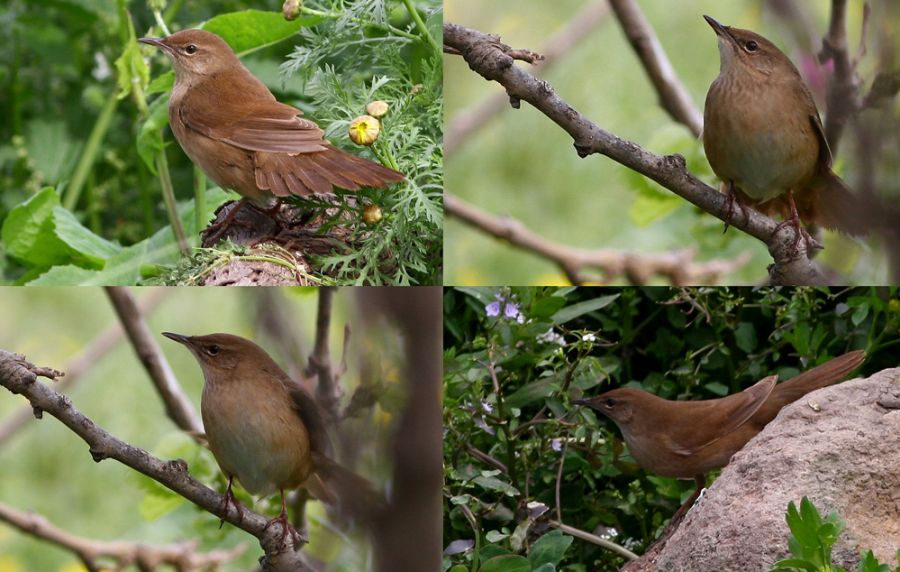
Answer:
[
  {"xmin": 348, "ymin": 115, "xmax": 381, "ymax": 146},
  {"xmin": 366, "ymin": 100, "xmax": 389, "ymax": 118},
  {"xmin": 282, "ymin": 0, "xmax": 302, "ymax": 20},
  {"xmin": 363, "ymin": 204, "xmax": 383, "ymax": 225}
]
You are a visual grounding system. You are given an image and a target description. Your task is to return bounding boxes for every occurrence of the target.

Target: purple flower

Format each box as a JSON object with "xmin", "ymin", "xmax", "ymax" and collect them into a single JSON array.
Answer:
[
  {"xmin": 504, "ymin": 302, "xmax": 521, "ymax": 320},
  {"xmin": 485, "ymin": 301, "xmax": 500, "ymax": 317}
]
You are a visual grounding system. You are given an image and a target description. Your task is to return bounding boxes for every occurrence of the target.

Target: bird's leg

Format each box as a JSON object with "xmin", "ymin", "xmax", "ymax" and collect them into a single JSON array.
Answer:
[
  {"xmin": 772, "ymin": 191, "xmax": 821, "ymax": 252},
  {"xmin": 722, "ymin": 181, "xmax": 750, "ymax": 233},
  {"xmin": 203, "ymin": 199, "xmax": 252, "ymax": 245},
  {"xmin": 218, "ymin": 476, "xmax": 244, "ymax": 529},
  {"xmin": 670, "ymin": 475, "xmax": 706, "ymax": 530},
  {"xmin": 262, "ymin": 489, "xmax": 305, "ymax": 549}
]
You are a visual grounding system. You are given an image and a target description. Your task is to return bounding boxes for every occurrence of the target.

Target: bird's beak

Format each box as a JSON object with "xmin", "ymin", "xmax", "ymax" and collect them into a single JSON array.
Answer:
[
  {"xmin": 162, "ymin": 331, "xmax": 192, "ymax": 347},
  {"xmin": 703, "ymin": 15, "xmax": 735, "ymax": 43},
  {"xmin": 138, "ymin": 37, "xmax": 172, "ymax": 54},
  {"xmin": 571, "ymin": 398, "xmax": 592, "ymax": 407}
]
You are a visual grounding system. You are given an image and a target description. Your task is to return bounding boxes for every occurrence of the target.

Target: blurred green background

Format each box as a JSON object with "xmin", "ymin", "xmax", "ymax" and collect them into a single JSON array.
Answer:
[
  {"xmin": 444, "ymin": 0, "xmax": 897, "ymax": 285},
  {"xmin": 0, "ymin": 287, "xmax": 399, "ymax": 571}
]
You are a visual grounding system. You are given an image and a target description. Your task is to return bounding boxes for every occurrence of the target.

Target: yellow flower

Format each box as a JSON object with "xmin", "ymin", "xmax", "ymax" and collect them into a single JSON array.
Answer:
[
  {"xmin": 363, "ymin": 204, "xmax": 383, "ymax": 225},
  {"xmin": 366, "ymin": 100, "xmax": 389, "ymax": 118}
]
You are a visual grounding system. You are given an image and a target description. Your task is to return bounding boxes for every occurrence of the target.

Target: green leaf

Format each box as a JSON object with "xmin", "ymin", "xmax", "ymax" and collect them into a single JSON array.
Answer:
[
  {"xmin": 137, "ymin": 94, "xmax": 171, "ymax": 174},
  {"xmin": 147, "ymin": 71, "xmax": 174, "ymax": 94},
  {"xmin": 52, "ymin": 206, "xmax": 120, "ymax": 263},
  {"xmin": 24, "ymin": 119, "xmax": 79, "ymax": 184},
  {"xmin": 530, "ymin": 296, "xmax": 567, "ymax": 320},
  {"xmin": 528, "ymin": 530, "xmax": 572, "ymax": 568},
  {"xmin": 505, "ymin": 376, "xmax": 559, "ymax": 410},
  {"xmin": 202, "ymin": 10, "xmax": 323, "ymax": 56},
  {"xmin": 473, "ymin": 475, "xmax": 520, "ymax": 497},
  {"xmin": 735, "ymin": 321, "xmax": 757, "ymax": 353},
  {"xmin": 2, "ymin": 188, "xmax": 62, "ymax": 264},
  {"xmin": 480, "ymin": 554, "xmax": 531, "ymax": 572},
  {"xmin": 551, "ymin": 294, "xmax": 619, "ymax": 324}
]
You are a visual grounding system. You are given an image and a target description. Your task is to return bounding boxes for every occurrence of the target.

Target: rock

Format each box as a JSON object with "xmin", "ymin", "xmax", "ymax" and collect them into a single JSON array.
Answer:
[{"xmin": 627, "ymin": 368, "xmax": 900, "ymax": 572}]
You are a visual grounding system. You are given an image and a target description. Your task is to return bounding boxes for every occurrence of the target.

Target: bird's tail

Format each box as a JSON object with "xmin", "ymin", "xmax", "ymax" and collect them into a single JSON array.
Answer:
[
  {"xmin": 808, "ymin": 169, "xmax": 869, "ymax": 236},
  {"xmin": 767, "ymin": 350, "xmax": 866, "ymax": 413},
  {"xmin": 307, "ymin": 452, "xmax": 383, "ymax": 522}
]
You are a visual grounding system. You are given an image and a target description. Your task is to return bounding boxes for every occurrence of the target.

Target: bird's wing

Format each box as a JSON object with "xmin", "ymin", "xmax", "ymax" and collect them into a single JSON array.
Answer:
[
  {"xmin": 669, "ymin": 375, "xmax": 777, "ymax": 455},
  {"xmin": 809, "ymin": 112, "xmax": 833, "ymax": 168},
  {"xmin": 180, "ymin": 97, "xmax": 329, "ymax": 154},
  {"xmin": 287, "ymin": 383, "xmax": 333, "ymax": 456}
]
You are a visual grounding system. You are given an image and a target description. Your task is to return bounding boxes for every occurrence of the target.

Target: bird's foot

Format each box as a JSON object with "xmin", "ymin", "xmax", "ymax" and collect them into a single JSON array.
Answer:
[
  {"xmin": 773, "ymin": 214, "xmax": 822, "ymax": 253},
  {"xmin": 218, "ymin": 477, "xmax": 244, "ymax": 529},
  {"xmin": 203, "ymin": 200, "xmax": 254, "ymax": 245},
  {"xmin": 262, "ymin": 511, "xmax": 306, "ymax": 549}
]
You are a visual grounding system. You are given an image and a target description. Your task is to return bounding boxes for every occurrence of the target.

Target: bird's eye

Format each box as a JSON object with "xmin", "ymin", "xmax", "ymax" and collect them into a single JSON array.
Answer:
[
  {"xmin": 604, "ymin": 398, "xmax": 616, "ymax": 408},
  {"xmin": 206, "ymin": 344, "xmax": 220, "ymax": 356},
  {"xmin": 745, "ymin": 40, "xmax": 758, "ymax": 52},
  {"xmin": 185, "ymin": 44, "xmax": 198, "ymax": 55}
]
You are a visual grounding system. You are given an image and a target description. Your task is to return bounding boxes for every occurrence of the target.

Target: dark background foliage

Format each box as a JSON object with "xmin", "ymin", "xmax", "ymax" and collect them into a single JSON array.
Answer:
[{"xmin": 443, "ymin": 286, "xmax": 898, "ymax": 572}]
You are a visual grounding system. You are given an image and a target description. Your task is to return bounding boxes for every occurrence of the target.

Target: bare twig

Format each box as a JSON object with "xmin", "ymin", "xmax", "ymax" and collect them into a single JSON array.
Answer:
[
  {"xmin": 555, "ymin": 440, "xmax": 568, "ymax": 524},
  {"xmin": 444, "ymin": 22, "xmax": 827, "ymax": 285},
  {"xmin": 104, "ymin": 287, "xmax": 203, "ymax": 435},
  {"xmin": 819, "ymin": 0, "xmax": 860, "ymax": 153},
  {"xmin": 0, "ymin": 349, "xmax": 312, "ymax": 572},
  {"xmin": 445, "ymin": 0, "xmax": 611, "ymax": 157},
  {"xmin": 608, "ymin": 0, "xmax": 702, "ymax": 136},
  {"xmin": 446, "ymin": 192, "xmax": 751, "ymax": 285},
  {"xmin": 0, "ymin": 501, "xmax": 246, "ymax": 572},
  {"xmin": 0, "ymin": 289, "xmax": 170, "ymax": 447},
  {"xmin": 308, "ymin": 286, "xmax": 340, "ymax": 422},
  {"xmin": 550, "ymin": 521, "xmax": 639, "ymax": 561}
]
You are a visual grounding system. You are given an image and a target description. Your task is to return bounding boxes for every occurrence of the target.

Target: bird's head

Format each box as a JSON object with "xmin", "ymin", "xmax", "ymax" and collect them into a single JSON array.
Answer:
[
  {"xmin": 703, "ymin": 15, "xmax": 794, "ymax": 78},
  {"xmin": 139, "ymin": 29, "xmax": 238, "ymax": 79}
]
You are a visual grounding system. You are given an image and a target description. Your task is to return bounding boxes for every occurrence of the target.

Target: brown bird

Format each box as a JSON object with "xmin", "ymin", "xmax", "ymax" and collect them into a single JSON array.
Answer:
[
  {"xmin": 573, "ymin": 350, "xmax": 865, "ymax": 523},
  {"xmin": 162, "ymin": 332, "xmax": 376, "ymax": 546},
  {"xmin": 139, "ymin": 30, "xmax": 404, "ymax": 237},
  {"xmin": 702, "ymin": 16, "xmax": 865, "ymax": 247}
]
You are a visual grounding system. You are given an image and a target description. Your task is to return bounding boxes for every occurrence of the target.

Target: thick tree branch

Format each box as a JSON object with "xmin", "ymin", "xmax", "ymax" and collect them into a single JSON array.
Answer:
[
  {"xmin": 0, "ymin": 350, "xmax": 312, "ymax": 572},
  {"xmin": 104, "ymin": 287, "xmax": 203, "ymax": 435},
  {"xmin": 0, "ymin": 289, "xmax": 170, "ymax": 447},
  {"xmin": 356, "ymin": 288, "xmax": 442, "ymax": 572},
  {"xmin": 444, "ymin": 22, "xmax": 827, "ymax": 285},
  {"xmin": 0, "ymin": 501, "xmax": 246, "ymax": 572},
  {"xmin": 608, "ymin": 0, "xmax": 702, "ymax": 136},
  {"xmin": 446, "ymin": 192, "xmax": 751, "ymax": 285},
  {"xmin": 445, "ymin": 0, "xmax": 611, "ymax": 157}
]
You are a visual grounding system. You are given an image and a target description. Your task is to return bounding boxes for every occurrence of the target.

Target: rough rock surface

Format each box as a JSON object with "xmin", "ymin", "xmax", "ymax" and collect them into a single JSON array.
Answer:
[{"xmin": 630, "ymin": 368, "xmax": 900, "ymax": 572}]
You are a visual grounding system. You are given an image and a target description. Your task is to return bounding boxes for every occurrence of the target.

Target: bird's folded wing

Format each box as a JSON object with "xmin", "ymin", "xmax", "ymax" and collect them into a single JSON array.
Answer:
[
  {"xmin": 180, "ymin": 99, "xmax": 329, "ymax": 154},
  {"xmin": 670, "ymin": 375, "xmax": 777, "ymax": 456}
]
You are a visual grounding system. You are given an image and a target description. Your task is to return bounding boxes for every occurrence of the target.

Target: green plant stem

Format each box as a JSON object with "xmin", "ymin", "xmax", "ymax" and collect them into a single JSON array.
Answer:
[
  {"xmin": 152, "ymin": 8, "xmax": 171, "ymax": 36},
  {"xmin": 300, "ymin": 6, "xmax": 420, "ymax": 43},
  {"xmin": 193, "ymin": 167, "xmax": 206, "ymax": 234},
  {"xmin": 401, "ymin": 0, "xmax": 440, "ymax": 55},
  {"xmin": 154, "ymin": 151, "xmax": 189, "ymax": 256},
  {"xmin": 64, "ymin": 91, "xmax": 119, "ymax": 211}
]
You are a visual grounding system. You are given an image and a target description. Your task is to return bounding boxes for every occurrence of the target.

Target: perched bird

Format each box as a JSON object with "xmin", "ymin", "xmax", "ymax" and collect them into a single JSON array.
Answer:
[
  {"xmin": 702, "ymin": 16, "xmax": 865, "ymax": 247},
  {"xmin": 139, "ymin": 30, "xmax": 404, "ymax": 239},
  {"xmin": 162, "ymin": 332, "xmax": 376, "ymax": 545},
  {"xmin": 573, "ymin": 350, "xmax": 865, "ymax": 523}
]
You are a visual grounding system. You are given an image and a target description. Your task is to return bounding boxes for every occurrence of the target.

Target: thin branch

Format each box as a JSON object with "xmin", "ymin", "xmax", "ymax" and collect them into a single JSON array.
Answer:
[
  {"xmin": 256, "ymin": 288, "xmax": 308, "ymax": 382},
  {"xmin": 555, "ymin": 441, "xmax": 568, "ymax": 524},
  {"xmin": 0, "ymin": 501, "xmax": 246, "ymax": 571},
  {"xmin": 0, "ymin": 349, "xmax": 312, "ymax": 572},
  {"xmin": 445, "ymin": 0, "xmax": 611, "ymax": 157},
  {"xmin": 443, "ymin": 22, "xmax": 828, "ymax": 285},
  {"xmin": 608, "ymin": 0, "xmax": 702, "ymax": 136},
  {"xmin": 550, "ymin": 520, "xmax": 639, "ymax": 561},
  {"xmin": 446, "ymin": 192, "xmax": 752, "ymax": 285},
  {"xmin": 308, "ymin": 286, "xmax": 340, "ymax": 422},
  {"xmin": 0, "ymin": 289, "xmax": 170, "ymax": 447},
  {"xmin": 104, "ymin": 287, "xmax": 203, "ymax": 435},
  {"xmin": 819, "ymin": 0, "xmax": 860, "ymax": 153}
]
